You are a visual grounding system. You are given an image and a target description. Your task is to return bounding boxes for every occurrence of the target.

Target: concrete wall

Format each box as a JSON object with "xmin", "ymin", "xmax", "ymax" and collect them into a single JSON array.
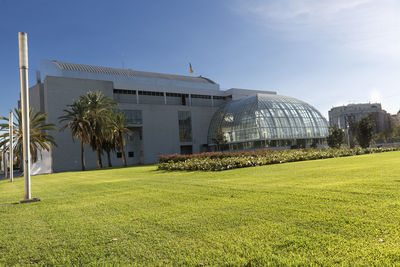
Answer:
[
  {"xmin": 44, "ymin": 76, "xmax": 114, "ymax": 172},
  {"xmin": 28, "ymin": 82, "xmax": 52, "ymax": 174},
  {"xmin": 29, "ymin": 83, "xmax": 44, "ymax": 113},
  {"xmin": 118, "ymin": 102, "xmax": 217, "ymax": 164},
  {"xmin": 39, "ymin": 76, "xmax": 219, "ymax": 171}
]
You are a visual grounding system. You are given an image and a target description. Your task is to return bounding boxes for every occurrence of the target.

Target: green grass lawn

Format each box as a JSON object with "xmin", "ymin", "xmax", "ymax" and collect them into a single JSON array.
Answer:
[{"xmin": 1, "ymin": 152, "xmax": 400, "ymax": 265}]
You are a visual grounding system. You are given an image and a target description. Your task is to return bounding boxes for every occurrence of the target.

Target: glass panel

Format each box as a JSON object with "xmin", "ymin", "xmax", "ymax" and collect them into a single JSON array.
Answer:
[
  {"xmin": 121, "ymin": 110, "xmax": 142, "ymax": 125},
  {"xmin": 207, "ymin": 94, "xmax": 328, "ymax": 145},
  {"xmin": 178, "ymin": 111, "xmax": 192, "ymax": 142}
]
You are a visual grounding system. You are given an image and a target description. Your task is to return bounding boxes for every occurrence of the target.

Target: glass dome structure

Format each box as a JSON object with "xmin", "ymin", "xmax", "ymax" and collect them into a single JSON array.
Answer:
[{"xmin": 207, "ymin": 93, "xmax": 328, "ymax": 150}]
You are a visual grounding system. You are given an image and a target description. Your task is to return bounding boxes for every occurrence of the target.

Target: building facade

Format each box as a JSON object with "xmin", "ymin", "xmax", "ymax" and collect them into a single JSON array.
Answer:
[
  {"xmin": 30, "ymin": 60, "xmax": 328, "ymax": 173},
  {"xmin": 328, "ymin": 103, "xmax": 392, "ymax": 133}
]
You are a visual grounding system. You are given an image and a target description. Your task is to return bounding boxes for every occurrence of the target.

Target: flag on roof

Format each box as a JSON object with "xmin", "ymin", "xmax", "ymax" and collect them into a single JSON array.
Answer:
[{"xmin": 189, "ymin": 63, "xmax": 194, "ymax": 74}]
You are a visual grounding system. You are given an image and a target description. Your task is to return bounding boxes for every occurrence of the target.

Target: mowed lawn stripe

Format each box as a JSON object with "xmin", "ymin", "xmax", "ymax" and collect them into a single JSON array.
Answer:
[{"xmin": 1, "ymin": 152, "xmax": 400, "ymax": 265}]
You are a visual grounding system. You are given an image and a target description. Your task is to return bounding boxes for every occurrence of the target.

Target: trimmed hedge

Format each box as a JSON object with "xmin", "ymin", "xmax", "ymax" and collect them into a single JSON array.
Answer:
[{"xmin": 158, "ymin": 147, "xmax": 400, "ymax": 171}]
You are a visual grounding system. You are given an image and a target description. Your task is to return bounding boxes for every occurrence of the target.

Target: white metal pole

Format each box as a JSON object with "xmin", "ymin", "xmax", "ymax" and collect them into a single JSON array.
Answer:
[
  {"xmin": 1, "ymin": 150, "xmax": 4, "ymax": 174},
  {"xmin": 3, "ymin": 150, "xmax": 7, "ymax": 179},
  {"xmin": 9, "ymin": 111, "xmax": 13, "ymax": 182},
  {"xmin": 18, "ymin": 32, "xmax": 31, "ymax": 200},
  {"xmin": 263, "ymin": 130, "xmax": 267, "ymax": 148}
]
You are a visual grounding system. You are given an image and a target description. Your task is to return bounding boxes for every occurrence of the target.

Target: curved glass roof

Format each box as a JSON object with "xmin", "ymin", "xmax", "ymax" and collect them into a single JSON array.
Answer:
[{"xmin": 207, "ymin": 94, "xmax": 328, "ymax": 144}]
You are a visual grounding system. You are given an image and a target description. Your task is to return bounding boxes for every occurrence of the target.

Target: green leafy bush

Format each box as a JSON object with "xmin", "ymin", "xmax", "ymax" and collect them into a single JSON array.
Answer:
[
  {"xmin": 327, "ymin": 125, "xmax": 344, "ymax": 148},
  {"xmin": 158, "ymin": 147, "xmax": 400, "ymax": 171}
]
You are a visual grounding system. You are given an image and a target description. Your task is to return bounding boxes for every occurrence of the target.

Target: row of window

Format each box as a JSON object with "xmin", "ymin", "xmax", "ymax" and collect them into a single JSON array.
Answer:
[
  {"xmin": 113, "ymin": 89, "xmax": 229, "ymax": 100},
  {"xmin": 192, "ymin": 94, "xmax": 211, "ymax": 99},
  {"xmin": 114, "ymin": 89, "xmax": 136, "ymax": 94},
  {"xmin": 139, "ymin": 91, "xmax": 164, "ymax": 96}
]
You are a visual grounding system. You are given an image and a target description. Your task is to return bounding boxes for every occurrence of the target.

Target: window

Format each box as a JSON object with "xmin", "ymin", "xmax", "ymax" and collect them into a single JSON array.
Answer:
[
  {"xmin": 166, "ymin": 93, "xmax": 189, "ymax": 106},
  {"xmin": 138, "ymin": 90, "xmax": 164, "ymax": 96},
  {"xmin": 178, "ymin": 111, "xmax": 192, "ymax": 142},
  {"xmin": 128, "ymin": 151, "xmax": 134, "ymax": 157},
  {"xmin": 121, "ymin": 110, "xmax": 142, "ymax": 125},
  {"xmin": 113, "ymin": 89, "xmax": 136, "ymax": 95},
  {"xmin": 116, "ymin": 152, "xmax": 122, "ymax": 158},
  {"xmin": 166, "ymin": 92, "xmax": 187, "ymax": 97},
  {"xmin": 180, "ymin": 145, "xmax": 192, "ymax": 155},
  {"xmin": 192, "ymin": 94, "xmax": 211, "ymax": 99}
]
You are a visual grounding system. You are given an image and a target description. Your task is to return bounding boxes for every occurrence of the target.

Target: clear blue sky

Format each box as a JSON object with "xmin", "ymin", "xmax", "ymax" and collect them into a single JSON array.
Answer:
[{"xmin": 1, "ymin": 0, "xmax": 400, "ymax": 118}]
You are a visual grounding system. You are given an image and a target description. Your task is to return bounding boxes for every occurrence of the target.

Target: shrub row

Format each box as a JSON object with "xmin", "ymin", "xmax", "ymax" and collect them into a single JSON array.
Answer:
[{"xmin": 158, "ymin": 147, "xmax": 400, "ymax": 171}]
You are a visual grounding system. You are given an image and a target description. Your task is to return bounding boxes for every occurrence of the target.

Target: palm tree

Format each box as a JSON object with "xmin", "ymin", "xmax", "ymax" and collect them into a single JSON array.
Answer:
[
  {"xmin": 79, "ymin": 91, "xmax": 116, "ymax": 168},
  {"xmin": 59, "ymin": 99, "xmax": 91, "ymax": 171},
  {"xmin": 111, "ymin": 112, "xmax": 133, "ymax": 167},
  {"xmin": 0, "ymin": 108, "xmax": 57, "ymax": 167},
  {"xmin": 101, "ymin": 115, "xmax": 117, "ymax": 168}
]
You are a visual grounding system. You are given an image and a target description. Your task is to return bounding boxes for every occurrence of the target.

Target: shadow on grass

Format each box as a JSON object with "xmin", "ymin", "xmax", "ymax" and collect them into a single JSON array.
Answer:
[
  {"xmin": 51, "ymin": 164, "xmax": 157, "ymax": 175},
  {"xmin": 0, "ymin": 202, "xmax": 19, "ymax": 207}
]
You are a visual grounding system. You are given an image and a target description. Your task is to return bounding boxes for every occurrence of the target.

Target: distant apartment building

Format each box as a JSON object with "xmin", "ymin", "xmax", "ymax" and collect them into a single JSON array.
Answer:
[
  {"xmin": 328, "ymin": 103, "xmax": 392, "ymax": 133},
  {"xmin": 391, "ymin": 112, "xmax": 400, "ymax": 124}
]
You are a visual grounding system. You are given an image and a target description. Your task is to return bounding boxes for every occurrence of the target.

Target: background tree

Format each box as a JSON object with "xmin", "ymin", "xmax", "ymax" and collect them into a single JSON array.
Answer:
[
  {"xmin": 346, "ymin": 117, "xmax": 358, "ymax": 148},
  {"xmin": 212, "ymin": 127, "xmax": 227, "ymax": 151},
  {"xmin": 60, "ymin": 92, "xmax": 134, "ymax": 169},
  {"xmin": 102, "ymin": 117, "xmax": 117, "ymax": 168},
  {"xmin": 357, "ymin": 115, "xmax": 375, "ymax": 148},
  {"xmin": 110, "ymin": 112, "xmax": 133, "ymax": 167},
  {"xmin": 391, "ymin": 123, "xmax": 400, "ymax": 142},
  {"xmin": 375, "ymin": 116, "xmax": 397, "ymax": 144},
  {"xmin": 79, "ymin": 91, "xmax": 116, "ymax": 168},
  {"xmin": 327, "ymin": 125, "xmax": 344, "ymax": 149},
  {"xmin": 59, "ymin": 99, "xmax": 91, "ymax": 171},
  {"xmin": 0, "ymin": 108, "xmax": 57, "ymax": 167}
]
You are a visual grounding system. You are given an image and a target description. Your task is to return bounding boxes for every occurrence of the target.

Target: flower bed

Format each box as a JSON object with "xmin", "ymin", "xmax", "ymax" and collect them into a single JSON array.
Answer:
[{"xmin": 158, "ymin": 147, "xmax": 400, "ymax": 171}]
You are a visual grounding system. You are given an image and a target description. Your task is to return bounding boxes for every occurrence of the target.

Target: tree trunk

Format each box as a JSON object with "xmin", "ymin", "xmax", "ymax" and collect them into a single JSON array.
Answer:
[
  {"xmin": 120, "ymin": 133, "xmax": 127, "ymax": 167},
  {"xmin": 107, "ymin": 150, "xmax": 112, "ymax": 167},
  {"xmin": 81, "ymin": 140, "xmax": 86, "ymax": 171},
  {"xmin": 96, "ymin": 146, "xmax": 102, "ymax": 168}
]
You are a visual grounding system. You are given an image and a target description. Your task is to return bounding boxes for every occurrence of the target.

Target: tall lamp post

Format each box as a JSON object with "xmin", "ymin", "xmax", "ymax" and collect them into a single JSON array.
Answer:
[{"xmin": 18, "ymin": 32, "xmax": 38, "ymax": 203}]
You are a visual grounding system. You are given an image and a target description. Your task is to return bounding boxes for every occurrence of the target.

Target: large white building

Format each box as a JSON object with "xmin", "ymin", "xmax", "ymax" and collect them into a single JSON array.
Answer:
[
  {"xmin": 29, "ymin": 60, "xmax": 328, "ymax": 173},
  {"xmin": 328, "ymin": 103, "xmax": 392, "ymax": 133}
]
